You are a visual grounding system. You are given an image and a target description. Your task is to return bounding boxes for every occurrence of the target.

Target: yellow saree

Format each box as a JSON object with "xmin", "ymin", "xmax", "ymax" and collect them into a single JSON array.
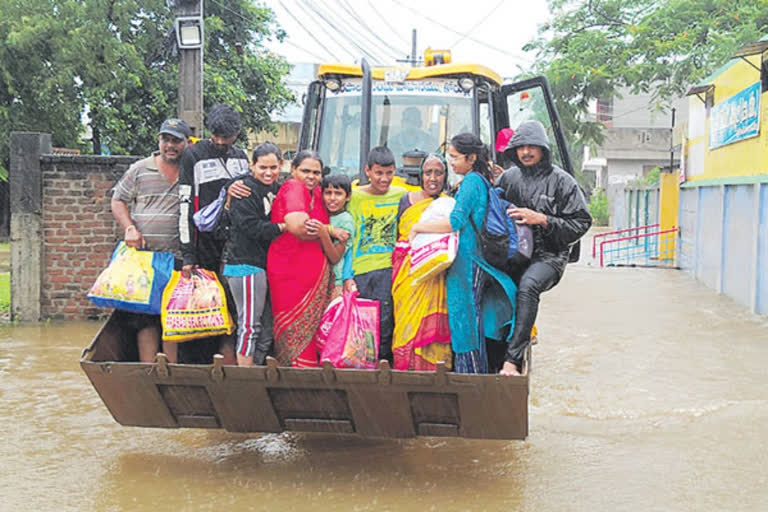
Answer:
[{"xmin": 391, "ymin": 196, "xmax": 452, "ymax": 370}]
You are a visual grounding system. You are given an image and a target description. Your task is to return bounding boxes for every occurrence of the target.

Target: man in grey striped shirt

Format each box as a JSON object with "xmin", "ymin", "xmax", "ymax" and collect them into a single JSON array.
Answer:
[{"xmin": 110, "ymin": 118, "xmax": 191, "ymax": 363}]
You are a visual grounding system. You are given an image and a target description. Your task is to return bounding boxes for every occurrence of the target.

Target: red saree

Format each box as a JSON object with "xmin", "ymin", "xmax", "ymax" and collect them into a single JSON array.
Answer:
[{"xmin": 267, "ymin": 179, "xmax": 333, "ymax": 366}]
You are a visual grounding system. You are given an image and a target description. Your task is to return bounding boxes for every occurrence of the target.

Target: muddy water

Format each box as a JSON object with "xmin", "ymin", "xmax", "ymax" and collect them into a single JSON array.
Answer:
[{"xmin": 2, "ymin": 262, "xmax": 768, "ymax": 511}]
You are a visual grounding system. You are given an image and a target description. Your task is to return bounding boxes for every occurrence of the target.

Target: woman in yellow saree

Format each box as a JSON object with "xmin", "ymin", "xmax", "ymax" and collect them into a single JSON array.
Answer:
[{"xmin": 391, "ymin": 154, "xmax": 452, "ymax": 370}]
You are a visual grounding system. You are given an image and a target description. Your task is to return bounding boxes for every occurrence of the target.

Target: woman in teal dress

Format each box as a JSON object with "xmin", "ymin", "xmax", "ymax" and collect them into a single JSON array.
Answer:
[{"xmin": 409, "ymin": 133, "xmax": 517, "ymax": 373}]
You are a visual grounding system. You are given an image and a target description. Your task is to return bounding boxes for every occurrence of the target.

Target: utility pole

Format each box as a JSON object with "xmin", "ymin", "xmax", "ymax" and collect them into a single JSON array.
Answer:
[
  {"xmin": 174, "ymin": 0, "xmax": 204, "ymax": 136},
  {"xmin": 668, "ymin": 107, "xmax": 676, "ymax": 174}
]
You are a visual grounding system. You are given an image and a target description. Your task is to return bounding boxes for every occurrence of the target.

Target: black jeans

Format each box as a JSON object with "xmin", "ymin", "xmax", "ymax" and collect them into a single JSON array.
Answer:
[{"xmin": 505, "ymin": 259, "xmax": 563, "ymax": 367}]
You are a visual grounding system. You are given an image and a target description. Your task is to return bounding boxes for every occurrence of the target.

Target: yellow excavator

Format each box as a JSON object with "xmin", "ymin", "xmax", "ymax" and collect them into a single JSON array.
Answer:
[{"xmin": 81, "ymin": 52, "xmax": 574, "ymax": 441}]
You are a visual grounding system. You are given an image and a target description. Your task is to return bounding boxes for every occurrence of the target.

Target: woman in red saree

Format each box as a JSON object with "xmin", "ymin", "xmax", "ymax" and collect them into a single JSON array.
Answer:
[{"xmin": 267, "ymin": 151, "xmax": 333, "ymax": 367}]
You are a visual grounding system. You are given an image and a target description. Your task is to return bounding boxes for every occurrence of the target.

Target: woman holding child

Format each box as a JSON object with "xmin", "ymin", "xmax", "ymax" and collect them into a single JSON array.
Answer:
[
  {"xmin": 391, "ymin": 154, "xmax": 452, "ymax": 371},
  {"xmin": 267, "ymin": 151, "xmax": 334, "ymax": 367},
  {"xmin": 409, "ymin": 133, "xmax": 517, "ymax": 374}
]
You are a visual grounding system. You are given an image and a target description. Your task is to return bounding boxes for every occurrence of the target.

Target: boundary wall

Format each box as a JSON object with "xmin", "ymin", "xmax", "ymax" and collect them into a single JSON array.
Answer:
[
  {"xmin": 10, "ymin": 132, "xmax": 137, "ymax": 321},
  {"xmin": 678, "ymin": 180, "xmax": 768, "ymax": 315}
]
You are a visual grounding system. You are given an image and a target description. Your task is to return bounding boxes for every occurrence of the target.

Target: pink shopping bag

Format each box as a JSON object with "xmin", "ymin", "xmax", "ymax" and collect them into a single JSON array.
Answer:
[
  {"xmin": 319, "ymin": 291, "xmax": 380, "ymax": 369},
  {"xmin": 312, "ymin": 295, "xmax": 344, "ymax": 350}
]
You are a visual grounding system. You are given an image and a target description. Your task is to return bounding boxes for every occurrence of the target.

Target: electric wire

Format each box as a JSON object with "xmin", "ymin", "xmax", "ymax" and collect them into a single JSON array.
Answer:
[
  {"xmin": 335, "ymin": 0, "xmax": 410, "ymax": 58},
  {"xmin": 298, "ymin": 0, "xmax": 389, "ymax": 64},
  {"xmin": 390, "ymin": 0, "xmax": 528, "ymax": 61},
  {"xmin": 307, "ymin": 0, "xmax": 391, "ymax": 63},
  {"xmin": 366, "ymin": 0, "xmax": 411, "ymax": 46},
  {"xmin": 295, "ymin": 0, "xmax": 373, "ymax": 62},
  {"xmin": 320, "ymin": 0, "xmax": 401, "ymax": 63},
  {"xmin": 450, "ymin": 0, "xmax": 505, "ymax": 48},
  {"xmin": 281, "ymin": 37, "xmax": 328, "ymax": 62},
  {"xmin": 276, "ymin": 0, "xmax": 341, "ymax": 60},
  {"xmin": 207, "ymin": 0, "xmax": 331, "ymax": 61},
  {"xmin": 595, "ymin": 103, "xmax": 662, "ymax": 121}
]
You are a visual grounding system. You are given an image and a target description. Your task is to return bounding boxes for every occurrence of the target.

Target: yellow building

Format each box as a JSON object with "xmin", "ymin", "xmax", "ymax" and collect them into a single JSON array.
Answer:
[{"xmin": 673, "ymin": 35, "xmax": 768, "ymax": 314}]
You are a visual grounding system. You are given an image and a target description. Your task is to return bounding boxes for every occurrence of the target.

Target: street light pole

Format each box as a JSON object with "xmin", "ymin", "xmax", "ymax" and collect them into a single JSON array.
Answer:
[{"xmin": 175, "ymin": 0, "xmax": 204, "ymax": 136}]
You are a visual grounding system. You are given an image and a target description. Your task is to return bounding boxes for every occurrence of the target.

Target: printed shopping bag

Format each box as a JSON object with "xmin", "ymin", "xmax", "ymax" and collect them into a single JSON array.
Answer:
[
  {"xmin": 409, "ymin": 232, "xmax": 458, "ymax": 285},
  {"xmin": 87, "ymin": 242, "xmax": 174, "ymax": 314},
  {"xmin": 409, "ymin": 196, "xmax": 458, "ymax": 284},
  {"xmin": 161, "ymin": 269, "xmax": 234, "ymax": 342},
  {"xmin": 320, "ymin": 291, "xmax": 380, "ymax": 369}
]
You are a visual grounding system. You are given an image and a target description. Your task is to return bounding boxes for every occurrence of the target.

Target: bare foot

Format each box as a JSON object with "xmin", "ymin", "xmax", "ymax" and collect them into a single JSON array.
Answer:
[
  {"xmin": 499, "ymin": 361, "xmax": 521, "ymax": 376},
  {"xmin": 236, "ymin": 354, "xmax": 256, "ymax": 367}
]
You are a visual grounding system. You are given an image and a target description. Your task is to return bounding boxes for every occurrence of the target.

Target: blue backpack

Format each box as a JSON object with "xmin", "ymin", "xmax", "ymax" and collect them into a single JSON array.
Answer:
[{"xmin": 469, "ymin": 174, "xmax": 533, "ymax": 270}]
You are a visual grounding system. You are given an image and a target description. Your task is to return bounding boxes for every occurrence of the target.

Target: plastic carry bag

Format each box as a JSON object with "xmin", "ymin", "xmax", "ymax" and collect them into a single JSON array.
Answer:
[
  {"xmin": 313, "ymin": 295, "xmax": 344, "ymax": 349},
  {"xmin": 319, "ymin": 291, "xmax": 380, "ymax": 369},
  {"xmin": 160, "ymin": 269, "xmax": 234, "ymax": 342},
  {"xmin": 87, "ymin": 242, "xmax": 174, "ymax": 314},
  {"xmin": 409, "ymin": 197, "xmax": 458, "ymax": 284},
  {"xmin": 193, "ymin": 186, "xmax": 227, "ymax": 232}
]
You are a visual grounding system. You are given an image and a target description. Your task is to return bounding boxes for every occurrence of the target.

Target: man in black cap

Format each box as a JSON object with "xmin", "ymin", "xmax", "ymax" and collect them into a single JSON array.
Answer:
[
  {"xmin": 497, "ymin": 120, "xmax": 592, "ymax": 376},
  {"xmin": 110, "ymin": 117, "xmax": 192, "ymax": 364}
]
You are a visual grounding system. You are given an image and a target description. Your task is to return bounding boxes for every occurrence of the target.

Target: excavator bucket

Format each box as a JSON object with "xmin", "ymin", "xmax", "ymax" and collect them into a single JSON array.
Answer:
[{"xmin": 81, "ymin": 313, "xmax": 529, "ymax": 440}]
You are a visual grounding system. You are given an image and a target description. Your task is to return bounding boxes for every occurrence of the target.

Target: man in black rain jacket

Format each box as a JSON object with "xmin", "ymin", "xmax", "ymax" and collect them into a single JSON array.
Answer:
[{"xmin": 497, "ymin": 120, "xmax": 592, "ymax": 375}]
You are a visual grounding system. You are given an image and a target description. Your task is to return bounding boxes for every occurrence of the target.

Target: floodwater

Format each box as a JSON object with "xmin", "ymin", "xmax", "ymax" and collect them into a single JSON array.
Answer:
[{"xmin": 2, "ymin": 249, "xmax": 768, "ymax": 511}]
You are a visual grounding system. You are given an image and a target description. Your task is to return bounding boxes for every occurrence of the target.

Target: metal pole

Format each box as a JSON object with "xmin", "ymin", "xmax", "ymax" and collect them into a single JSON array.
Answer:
[
  {"xmin": 177, "ymin": 0, "xmax": 204, "ymax": 136},
  {"xmin": 411, "ymin": 29, "xmax": 417, "ymax": 66},
  {"xmin": 359, "ymin": 58, "xmax": 372, "ymax": 183},
  {"xmin": 669, "ymin": 107, "xmax": 676, "ymax": 174}
]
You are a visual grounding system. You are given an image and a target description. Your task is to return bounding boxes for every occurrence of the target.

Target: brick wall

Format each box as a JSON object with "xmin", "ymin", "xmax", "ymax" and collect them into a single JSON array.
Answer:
[{"xmin": 41, "ymin": 155, "xmax": 139, "ymax": 320}]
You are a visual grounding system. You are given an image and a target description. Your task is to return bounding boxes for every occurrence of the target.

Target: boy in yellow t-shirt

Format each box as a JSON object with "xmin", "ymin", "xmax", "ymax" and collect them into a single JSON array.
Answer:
[{"xmin": 346, "ymin": 146, "xmax": 406, "ymax": 363}]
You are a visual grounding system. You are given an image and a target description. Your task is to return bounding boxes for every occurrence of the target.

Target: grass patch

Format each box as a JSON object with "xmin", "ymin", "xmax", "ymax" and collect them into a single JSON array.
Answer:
[{"xmin": 0, "ymin": 273, "xmax": 9, "ymax": 312}]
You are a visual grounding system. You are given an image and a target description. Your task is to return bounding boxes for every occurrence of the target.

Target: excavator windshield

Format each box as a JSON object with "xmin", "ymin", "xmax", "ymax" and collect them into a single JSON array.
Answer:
[{"xmin": 317, "ymin": 78, "xmax": 473, "ymax": 178}]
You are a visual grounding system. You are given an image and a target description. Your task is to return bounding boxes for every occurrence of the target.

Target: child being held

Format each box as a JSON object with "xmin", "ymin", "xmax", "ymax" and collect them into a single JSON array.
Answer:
[
  {"xmin": 220, "ymin": 142, "xmax": 286, "ymax": 366},
  {"xmin": 306, "ymin": 174, "xmax": 355, "ymax": 300}
]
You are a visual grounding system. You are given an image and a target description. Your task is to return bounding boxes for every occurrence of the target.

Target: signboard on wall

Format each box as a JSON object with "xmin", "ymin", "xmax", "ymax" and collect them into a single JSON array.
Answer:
[{"xmin": 709, "ymin": 81, "xmax": 761, "ymax": 149}]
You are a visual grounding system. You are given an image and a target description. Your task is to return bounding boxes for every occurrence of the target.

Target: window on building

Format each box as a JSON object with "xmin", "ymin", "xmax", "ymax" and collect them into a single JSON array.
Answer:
[{"xmin": 596, "ymin": 96, "xmax": 613, "ymax": 126}]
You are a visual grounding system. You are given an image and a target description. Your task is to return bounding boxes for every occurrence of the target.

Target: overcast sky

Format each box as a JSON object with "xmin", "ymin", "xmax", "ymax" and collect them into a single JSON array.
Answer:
[{"xmin": 263, "ymin": 0, "xmax": 552, "ymax": 79}]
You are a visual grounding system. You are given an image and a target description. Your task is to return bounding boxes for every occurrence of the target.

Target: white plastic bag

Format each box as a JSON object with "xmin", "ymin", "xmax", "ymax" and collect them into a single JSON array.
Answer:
[{"xmin": 410, "ymin": 197, "xmax": 458, "ymax": 284}]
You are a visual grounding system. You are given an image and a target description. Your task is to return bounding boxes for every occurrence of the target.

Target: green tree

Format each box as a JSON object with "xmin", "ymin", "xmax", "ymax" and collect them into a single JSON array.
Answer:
[
  {"xmin": 524, "ymin": 0, "xmax": 768, "ymax": 150},
  {"xmin": 588, "ymin": 187, "xmax": 609, "ymax": 226},
  {"xmin": 0, "ymin": 0, "xmax": 293, "ymax": 178},
  {"xmin": 0, "ymin": 0, "xmax": 84, "ymax": 180}
]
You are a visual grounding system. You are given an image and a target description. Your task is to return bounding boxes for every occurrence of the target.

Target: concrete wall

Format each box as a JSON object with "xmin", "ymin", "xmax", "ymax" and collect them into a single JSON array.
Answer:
[
  {"xmin": 617, "ymin": 186, "xmax": 659, "ymax": 231},
  {"xmin": 601, "ymin": 127, "xmax": 672, "ymax": 160},
  {"xmin": 610, "ymin": 87, "xmax": 688, "ymax": 129},
  {"xmin": 678, "ymin": 182, "xmax": 768, "ymax": 314},
  {"xmin": 605, "ymin": 159, "xmax": 668, "ymax": 225}
]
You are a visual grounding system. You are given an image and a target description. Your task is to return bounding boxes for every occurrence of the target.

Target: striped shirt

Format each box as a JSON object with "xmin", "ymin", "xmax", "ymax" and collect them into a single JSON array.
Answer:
[{"xmin": 112, "ymin": 153, "xmax": 181, "ymax": 256}]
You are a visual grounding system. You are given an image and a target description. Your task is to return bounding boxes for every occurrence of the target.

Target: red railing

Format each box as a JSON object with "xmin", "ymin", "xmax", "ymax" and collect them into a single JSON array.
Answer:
[
  {"xmin": 599, "ymin": 227, "xmax": 678, "ymax": 267},
  {"xmin": 592, "ymin": 224, "xmax": 660, "ymax": 258}
]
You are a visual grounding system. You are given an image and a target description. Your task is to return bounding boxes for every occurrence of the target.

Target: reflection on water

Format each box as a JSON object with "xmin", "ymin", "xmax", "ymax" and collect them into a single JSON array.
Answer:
[{"xmin": 2, "ymin": 263, "xmax": 767, "ymax": 511}]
